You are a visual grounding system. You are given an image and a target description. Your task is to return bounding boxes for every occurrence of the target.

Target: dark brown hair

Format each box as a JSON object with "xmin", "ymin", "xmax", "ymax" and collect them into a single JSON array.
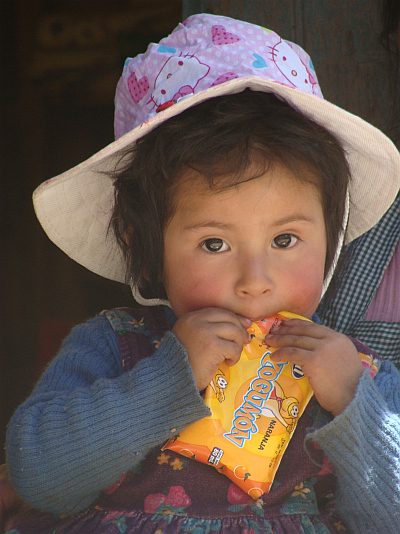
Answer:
[{"xmin": 111, "ymin": 90, "xmax": 350, "ymax": 300}]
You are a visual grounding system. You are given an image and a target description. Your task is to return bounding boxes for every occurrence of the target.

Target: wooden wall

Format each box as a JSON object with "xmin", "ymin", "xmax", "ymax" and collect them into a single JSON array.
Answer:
[{"xmin": 0, "ymin": 0, "xmax": 182, "ymax": 464}]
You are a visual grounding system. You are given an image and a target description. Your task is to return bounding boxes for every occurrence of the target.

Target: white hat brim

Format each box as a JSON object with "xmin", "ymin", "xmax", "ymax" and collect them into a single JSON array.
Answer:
[{"xmin": 33, "ymin": 76, "xmax": 400, "ymax": 284}]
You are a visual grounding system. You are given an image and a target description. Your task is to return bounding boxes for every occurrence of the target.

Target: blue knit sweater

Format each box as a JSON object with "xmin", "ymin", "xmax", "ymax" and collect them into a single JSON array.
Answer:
[{"xmin": 6, "ymin": 312, "xmax": 400, "ymax": 533}]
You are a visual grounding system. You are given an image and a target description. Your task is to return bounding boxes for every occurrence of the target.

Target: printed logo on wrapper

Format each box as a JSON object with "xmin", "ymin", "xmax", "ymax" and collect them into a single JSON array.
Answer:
[
  {"xmin": 223, "ymin": 356, "xmax": 286, "ymax": 448},
  {"xmin": 163, "ymin": 311, "xmax": 314, "ymax": 500}
]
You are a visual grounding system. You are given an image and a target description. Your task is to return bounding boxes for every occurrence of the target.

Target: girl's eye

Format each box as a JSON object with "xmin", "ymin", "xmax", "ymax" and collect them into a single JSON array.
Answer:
[
  {"xmin": 272, "ymin": 234, "xmax": 298, "ymax": 248},
  {"xmin": 201, "ymin": 238, "xmax": 229, "ymax": 252}
]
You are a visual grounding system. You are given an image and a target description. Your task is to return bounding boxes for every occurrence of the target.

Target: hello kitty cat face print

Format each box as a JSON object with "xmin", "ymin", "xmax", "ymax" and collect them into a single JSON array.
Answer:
[
  {"xmin": 268, "ymin": 38, "xmax": 317, "ymax": 92},
  {"xmin": 149, "ymin": 55, "xmax": 210, "ymax": 111},
  {"xmin": 114, "ymin": 13, "xmax": 322, "ymax": 139}
]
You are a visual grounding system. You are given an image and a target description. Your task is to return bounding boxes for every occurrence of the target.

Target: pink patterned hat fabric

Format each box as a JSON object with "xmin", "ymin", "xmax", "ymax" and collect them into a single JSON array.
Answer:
[
  {"xmin": 32, "ymin": 13, "xmax": 400, "ymax": 288},
  {"xmin": 114, "ymin": 14, "xmax": 322, "ymax": 139}
]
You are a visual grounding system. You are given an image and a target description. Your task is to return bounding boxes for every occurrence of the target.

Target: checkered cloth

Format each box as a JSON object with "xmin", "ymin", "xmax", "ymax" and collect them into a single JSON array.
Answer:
[{"xmin": 318, "ymin": 192, "xmax": 400, "ymax": 368}]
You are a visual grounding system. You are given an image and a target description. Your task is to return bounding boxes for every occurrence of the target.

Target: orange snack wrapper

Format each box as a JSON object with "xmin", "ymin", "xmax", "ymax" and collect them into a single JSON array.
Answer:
[{"xmin": 163, "ymin": 311, "xmax": 314, "ymax": 500}]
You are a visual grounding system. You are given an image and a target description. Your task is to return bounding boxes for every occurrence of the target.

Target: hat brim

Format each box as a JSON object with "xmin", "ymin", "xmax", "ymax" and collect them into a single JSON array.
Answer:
[{"xmin": 33, "ymin": 76, "xmax": 400, "ymax": 284}]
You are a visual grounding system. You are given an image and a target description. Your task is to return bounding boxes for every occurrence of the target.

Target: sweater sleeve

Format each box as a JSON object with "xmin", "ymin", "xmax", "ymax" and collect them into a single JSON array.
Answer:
[
  {"xmin": 6, "ymin": 315, "xmax": 210, "ymax": 515},
  {"xmin": 306, "ymin": 361, "xmax": 400, "ymax": 533}
]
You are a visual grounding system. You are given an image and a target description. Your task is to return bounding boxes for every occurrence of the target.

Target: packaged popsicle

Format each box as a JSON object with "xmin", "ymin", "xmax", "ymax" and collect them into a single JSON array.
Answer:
[{"xmin": 163, "ymin": 311, "xmax": 314, "ymax": 500}]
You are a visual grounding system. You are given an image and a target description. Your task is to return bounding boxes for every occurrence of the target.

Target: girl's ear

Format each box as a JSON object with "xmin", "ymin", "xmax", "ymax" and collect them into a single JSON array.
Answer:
[
  {"xmin": 124, "ymin": 227, "xmax": 150, "ymax": 282},
  {"xmin": 124, "ymin": 227, "xmax": 133, "ymax": 246}
]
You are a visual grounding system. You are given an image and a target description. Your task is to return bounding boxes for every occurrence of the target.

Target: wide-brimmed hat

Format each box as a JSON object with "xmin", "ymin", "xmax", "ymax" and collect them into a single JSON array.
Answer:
[{"xmin": 33, "ymin": 13, "xmax": 400, "ymax": 295}]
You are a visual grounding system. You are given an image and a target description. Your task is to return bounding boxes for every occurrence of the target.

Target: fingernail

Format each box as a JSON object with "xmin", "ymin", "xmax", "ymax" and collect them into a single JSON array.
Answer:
[{"xmin": 270, "ymin": 325, "xmax": 281, "ymax": 333}]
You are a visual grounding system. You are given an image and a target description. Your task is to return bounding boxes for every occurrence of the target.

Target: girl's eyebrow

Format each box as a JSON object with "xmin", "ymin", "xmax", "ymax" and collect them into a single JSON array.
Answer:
[
  {"xmin": 271, "ymin": 214, "xmax": 317, "ymax": 227},
  {"xmin": 185, "ymin": 215, "xmax": 316, "ymax": 232},
  {"xmin": 184, "ymin": 221, "xmax": 234, "ymax": 231}
]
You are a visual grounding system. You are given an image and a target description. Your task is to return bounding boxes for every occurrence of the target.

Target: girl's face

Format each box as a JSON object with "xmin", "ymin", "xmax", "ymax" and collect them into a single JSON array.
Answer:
[{"xmin": 163, "ymin": 162, "xmax": 327, "ymax": 321}]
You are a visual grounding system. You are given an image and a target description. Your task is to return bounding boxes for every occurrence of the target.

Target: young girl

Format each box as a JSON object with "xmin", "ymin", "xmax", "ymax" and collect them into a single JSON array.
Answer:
[{"xmin": 5, "ymin": 13, "xmax": 400, "ymax": 534}]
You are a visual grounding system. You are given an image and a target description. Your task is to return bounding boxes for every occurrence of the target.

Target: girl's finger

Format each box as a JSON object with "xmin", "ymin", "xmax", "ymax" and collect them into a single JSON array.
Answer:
[
  {"xmin": 236, "ymin": 314, "xmax": 253, "ymax": 329},
  {"xmin": 269, "ymin": 345, "xmax": 310, "ymax": 365},
  {"xmin": 197, "ymin": 308, "xmax": 252, "ymax": 335},
  {"xmin": 268, "ymin": 319, "xmax": 326, "ymax": 340},
  {"xmin": 265, "ymin": 332, "xmax": 319, "ymax": 351},
  {"xmin": 210, "ymin": 321, "xmax": 250, "ymax": 348}
]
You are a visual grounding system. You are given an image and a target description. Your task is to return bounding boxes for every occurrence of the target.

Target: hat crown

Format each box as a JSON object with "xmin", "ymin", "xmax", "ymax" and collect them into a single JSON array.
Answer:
[{"xmin": 114, "ymin": 13, "xmax": 323, "ymax": 140}]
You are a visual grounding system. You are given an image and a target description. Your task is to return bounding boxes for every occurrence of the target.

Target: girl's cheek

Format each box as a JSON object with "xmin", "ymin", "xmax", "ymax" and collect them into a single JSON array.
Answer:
[
  {"xmin": 172, "ymin": 277, "xmax": 227, "ymax": 316},
  {"xmin": 286, "ymin": 264, "xmax": 324, "ymax": 314}
]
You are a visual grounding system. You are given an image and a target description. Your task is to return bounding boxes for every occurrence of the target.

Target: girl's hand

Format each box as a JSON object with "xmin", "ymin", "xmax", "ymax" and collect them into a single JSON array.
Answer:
[
  {"xmin": 0, "ymin": 464, "xmax": 30, "ymax": 533},
  {"xmin": 266, "ymin": 319, "xmax": 364, "ymax": 416},
  {"xmin": 172, "ymin": 308, "xmax": 251, "ymax": 391}
]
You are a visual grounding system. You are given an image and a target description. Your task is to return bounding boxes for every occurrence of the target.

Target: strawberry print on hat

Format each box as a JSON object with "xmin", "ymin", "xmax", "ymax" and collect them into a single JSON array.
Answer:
[
  {"xmin": 211, "ymin": 25, "xmax": 241, "ymax": 45},
  {"xmin": 211, "ymin": 72, "xmax": 239, "ymax": 86},
  {"xmin": 127, "ymin": 72, "xmax": 149, "ymax": 103}
]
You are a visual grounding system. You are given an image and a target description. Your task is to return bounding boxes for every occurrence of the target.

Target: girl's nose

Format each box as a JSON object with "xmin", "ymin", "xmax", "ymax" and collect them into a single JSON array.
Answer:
[{"xmin": 235, "ymin": 255, "xmax": 272, "ymax": 297}]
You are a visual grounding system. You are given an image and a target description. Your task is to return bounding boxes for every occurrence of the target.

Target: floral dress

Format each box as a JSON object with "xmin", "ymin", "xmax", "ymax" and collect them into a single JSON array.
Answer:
[{"xmin": 7, "ymin": 307, "xmax": 380, "ymax": 534}]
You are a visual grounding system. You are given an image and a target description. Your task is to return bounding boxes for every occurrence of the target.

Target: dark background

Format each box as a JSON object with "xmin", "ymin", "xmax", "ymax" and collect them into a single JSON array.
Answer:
[{"xmin": 1, "ymin": 0, "xmax": 396, "ymax": 464}]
